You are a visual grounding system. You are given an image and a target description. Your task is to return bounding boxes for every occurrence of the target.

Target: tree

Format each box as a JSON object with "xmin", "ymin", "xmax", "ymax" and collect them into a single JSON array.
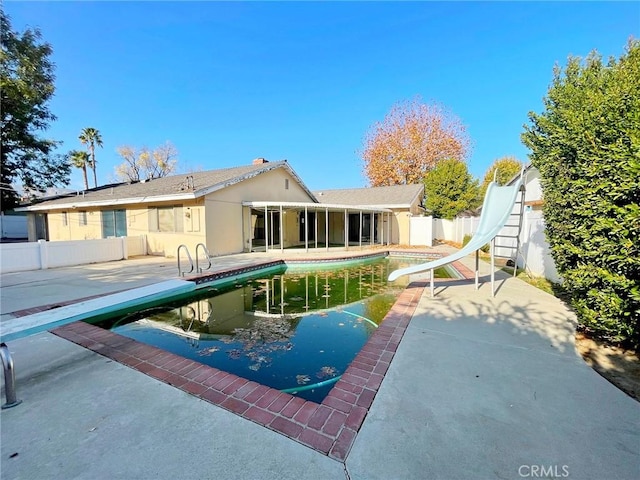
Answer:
[
  {"xmin": 522, "ymin": 40, "xmax": 640, "ymax": 348},
  {"xmin": 0, "ymin": 11, "xmax": 70, "ymax": 211},
  {"xmin": 361, "ymin": 97, "xmax": 470, "ymax": 186},
  {"xmin": 480, "ymin": 156, "xmax": 523, "ymax": 198},
  {"xmin": 79, "ymin": 127, "xmax": 103, "ymax": 188},
  {"xmin": 69, "ymin": 150, "xmax": 90, "ymax": 190},
  {"xmin": 424, "ymin": 158, "xmax": 480, "ymax": 219},
  {"xmin": 115, "ymin": 141, "xmax": 178, "ymax": 182}
]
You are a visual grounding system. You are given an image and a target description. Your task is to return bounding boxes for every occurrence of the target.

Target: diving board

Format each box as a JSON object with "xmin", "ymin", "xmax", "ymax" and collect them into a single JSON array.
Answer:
[
  {"xmin": 1, "ymin": 279, "xmax": 195, "ymax": 408},
  {"xmin": 388, "ymin": 173, "xmax": 525, "ymax": 296}
]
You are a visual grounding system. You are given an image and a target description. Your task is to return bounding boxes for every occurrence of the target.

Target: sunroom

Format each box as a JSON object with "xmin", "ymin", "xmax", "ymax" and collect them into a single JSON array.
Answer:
[{"xmin": 242, "ymin": 201, "xmax": 393, "ymax": 253}]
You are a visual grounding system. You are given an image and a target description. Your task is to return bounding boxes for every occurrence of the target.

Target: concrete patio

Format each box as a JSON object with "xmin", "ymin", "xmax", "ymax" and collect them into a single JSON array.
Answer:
[{"xmin": 1, "ymin": 248, "xmax": 638, "ymax": 479}]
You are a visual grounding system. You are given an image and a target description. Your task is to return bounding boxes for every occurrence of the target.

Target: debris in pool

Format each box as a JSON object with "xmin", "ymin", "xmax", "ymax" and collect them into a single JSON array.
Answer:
[
  {"xmin": 197, "ymin": 346, "xmax": 220, "ymax": 356},
  {"xmin": 228, "ymin": 349, "xmax": 242, "ymax": 359},
  {"xmin": 338, "ymin": 322, "xmax": 345, "ymax": 327},
  {"xmin": 316, "ymin": 366, "xmax": 337, "ymax": 379},
  {"xmin": 296, "ymin": 374, "xmax": 311, "ymax": 385}
]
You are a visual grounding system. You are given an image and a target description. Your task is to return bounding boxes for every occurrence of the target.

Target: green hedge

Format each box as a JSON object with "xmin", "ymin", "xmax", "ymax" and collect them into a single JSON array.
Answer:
[{"xmin": 522, "ymin": 40, "xmax": 640, "ymax": 348}]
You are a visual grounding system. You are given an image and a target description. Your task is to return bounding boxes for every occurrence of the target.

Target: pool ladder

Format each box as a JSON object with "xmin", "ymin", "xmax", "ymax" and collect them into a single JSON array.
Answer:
[{"xmin": 177, "ymin": 243, "xmax": 213, "ymax": 276}]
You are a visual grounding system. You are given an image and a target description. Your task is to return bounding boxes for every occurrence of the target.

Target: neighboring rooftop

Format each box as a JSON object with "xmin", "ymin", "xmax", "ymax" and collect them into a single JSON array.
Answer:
[{"xmin": 313, "ymin": 184, "xmax": 424, "ymax": 209}]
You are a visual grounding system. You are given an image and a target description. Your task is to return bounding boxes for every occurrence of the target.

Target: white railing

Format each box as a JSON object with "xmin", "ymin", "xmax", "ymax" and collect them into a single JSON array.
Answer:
[{"xmin": 0, "ymin": 235, "xmax": 148, "ymax": 274}]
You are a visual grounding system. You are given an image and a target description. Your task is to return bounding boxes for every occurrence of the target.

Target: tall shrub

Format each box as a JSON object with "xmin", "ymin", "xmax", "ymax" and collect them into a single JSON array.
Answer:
[
  {"xmin": 522, "ymin": 40, "xmax": 640, "ymax": 347},
  {"xmin": 424, "ymin": 158, "xmax": 480, "ymax": 219}
]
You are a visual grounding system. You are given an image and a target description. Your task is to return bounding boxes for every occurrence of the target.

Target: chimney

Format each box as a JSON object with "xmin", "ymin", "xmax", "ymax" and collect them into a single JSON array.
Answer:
[{"xmin": 252, "ymin": 158, "xmax": 269, "ymax": 165}]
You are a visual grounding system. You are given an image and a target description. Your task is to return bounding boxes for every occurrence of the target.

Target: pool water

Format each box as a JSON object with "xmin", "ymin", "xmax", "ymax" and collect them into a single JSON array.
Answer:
[{"xmin": 92, "ymin": 256, "xmax": 451, "ymax": 402}]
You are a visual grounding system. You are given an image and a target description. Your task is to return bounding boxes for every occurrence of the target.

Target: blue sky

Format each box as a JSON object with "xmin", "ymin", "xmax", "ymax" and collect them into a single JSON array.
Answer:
[{"xmin": 5, "ymin": 1, "xmax": 639, "ymax": 192}]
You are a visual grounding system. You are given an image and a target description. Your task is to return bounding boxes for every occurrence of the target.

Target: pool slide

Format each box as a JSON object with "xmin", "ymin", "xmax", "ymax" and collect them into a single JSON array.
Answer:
[{"xmin": 388, "ymin": 174, "xmax": 525, "ymax": 296}]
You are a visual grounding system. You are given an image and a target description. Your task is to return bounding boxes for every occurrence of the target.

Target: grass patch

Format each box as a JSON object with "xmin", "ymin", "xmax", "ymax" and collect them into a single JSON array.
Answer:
[{"xmin": 501, "ymin": 266, "xmax": 556, "ymax": 296}]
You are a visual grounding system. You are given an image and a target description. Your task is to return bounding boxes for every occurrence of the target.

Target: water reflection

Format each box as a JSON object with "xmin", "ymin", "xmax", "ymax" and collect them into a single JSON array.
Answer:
[{"xmin": 100, "ymin": 257, "xmax": 441, "ymax": 402}]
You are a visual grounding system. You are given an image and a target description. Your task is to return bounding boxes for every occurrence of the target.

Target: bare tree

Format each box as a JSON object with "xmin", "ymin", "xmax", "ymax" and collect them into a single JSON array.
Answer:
[
  {"xmin": 361, "ymin": 97, "xmax": 471, "ymax": 186},
  {"xmin": 114, "ymin": 142, "xmax": 178, "ymax": 182}
]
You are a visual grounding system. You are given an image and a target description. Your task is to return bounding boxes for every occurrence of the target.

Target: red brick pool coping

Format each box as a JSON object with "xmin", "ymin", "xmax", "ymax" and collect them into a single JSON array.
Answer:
[{"xmin": 50, "ymin": 259, "xmax": 474, "ymax": 461}]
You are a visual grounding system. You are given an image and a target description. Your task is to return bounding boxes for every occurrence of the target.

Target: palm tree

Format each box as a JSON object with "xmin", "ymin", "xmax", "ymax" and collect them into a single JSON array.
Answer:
[
  {"xmin": 69, "ymin": 150, "xmax": 90, "ymax": 190},
  {"xmin": 79, "ymin": 127, "xmax": 103, "ymax": 188}
]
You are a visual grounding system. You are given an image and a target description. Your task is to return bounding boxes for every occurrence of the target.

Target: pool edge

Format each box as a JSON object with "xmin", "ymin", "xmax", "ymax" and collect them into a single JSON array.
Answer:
[{"xmin": 51, "ymin": 280, "xmax": 428, "ymax": 461}]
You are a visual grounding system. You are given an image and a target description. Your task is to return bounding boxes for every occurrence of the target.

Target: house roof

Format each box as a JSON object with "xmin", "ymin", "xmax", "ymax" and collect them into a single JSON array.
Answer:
[
  {"xmin": 19, "ymin": 161, "xmax": 317, "ymax": 211},
  {"xmin": 312, "ymin": 184, "xmax": 425, "ymax": 209}
]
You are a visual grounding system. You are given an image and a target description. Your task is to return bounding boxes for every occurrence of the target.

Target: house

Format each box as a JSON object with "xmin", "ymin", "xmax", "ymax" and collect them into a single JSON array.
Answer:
[
  {"xmin": 18, "ymin": 159, "xmax": 423, "ymax": 256},
  {"xmin": 313, "ymin": 184, "xmax": 425, "ymax": 245}
]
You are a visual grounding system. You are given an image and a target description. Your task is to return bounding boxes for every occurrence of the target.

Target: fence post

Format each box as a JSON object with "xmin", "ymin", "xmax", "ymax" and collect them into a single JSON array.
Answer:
[
  {"xmin": 121, "ymin": 236, "xmax": 128, "ymax": 260},
  {"xmin": 37, "ymin": 239, "xmax": 48, "ymax": 270}
]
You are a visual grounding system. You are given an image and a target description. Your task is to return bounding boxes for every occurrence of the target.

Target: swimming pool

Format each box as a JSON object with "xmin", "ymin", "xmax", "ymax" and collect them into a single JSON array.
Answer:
[{"xmin": 91, "ymin": 255, "xmax": 454, "ymax": 402}]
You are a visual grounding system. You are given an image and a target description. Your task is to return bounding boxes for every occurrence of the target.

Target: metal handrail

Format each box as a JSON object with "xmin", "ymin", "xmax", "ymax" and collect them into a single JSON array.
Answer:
[
  {"xmin": 1, "ymin": 342, "xmax": 21, "ymax": 409},
  {"xmin": 177, "ymin": 244, "xmax": 194, "ymax": 277},
  {"xmin": 195, "ymin": 243, "xmax": 212, "ymax": 273}
]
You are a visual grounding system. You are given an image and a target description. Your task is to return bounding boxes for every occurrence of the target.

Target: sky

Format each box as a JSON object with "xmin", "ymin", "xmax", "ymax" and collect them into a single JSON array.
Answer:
[{"xmin": 5, "ymin": 1, "xmax": 639, "ymax": 193}]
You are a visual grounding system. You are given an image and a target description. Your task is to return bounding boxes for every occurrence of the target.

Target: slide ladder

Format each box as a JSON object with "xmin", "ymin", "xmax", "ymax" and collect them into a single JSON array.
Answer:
[
  {"xmin": 389, "ymin": 170, "xmax": 526, "ymax": 297},
  {"xmin": 492, "ymin": 185, "xmax": 526, "ymax": 275}
]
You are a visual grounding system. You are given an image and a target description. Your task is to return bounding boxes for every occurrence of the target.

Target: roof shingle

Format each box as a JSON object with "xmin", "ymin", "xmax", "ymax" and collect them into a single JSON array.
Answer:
[{"xmin": 22, "ymin": 161, "xmax": 312, "ymax": 209}]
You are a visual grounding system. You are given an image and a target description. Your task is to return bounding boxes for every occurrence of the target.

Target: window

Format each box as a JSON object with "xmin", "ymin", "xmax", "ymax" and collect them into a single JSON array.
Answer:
[
  {"xmin": 285, "ymin": 179, "xmax": 289, "ymax": 190},
  {"xmin": 79, "ymin": 211, "xmax": 87, "ymax": 226},
  {"xmin": 62, "ymin": 212, "xmax": 68, "ymax": 226},
  {"xmin": 157, "ymin": 207, "xmax": 175, "ymax": 232},
  {"xmin": 148, "ymin": 206, "xmax": 183, "ymax": 233},
  {"xmin": 101, "ymin": 210, "xmax": 127, "ymax": 237}
]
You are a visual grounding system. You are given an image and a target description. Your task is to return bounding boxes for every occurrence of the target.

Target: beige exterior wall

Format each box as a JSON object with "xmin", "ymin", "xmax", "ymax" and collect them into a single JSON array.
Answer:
[
  {"xmin": 205, "ymin": 167, "xmax": 314, "ymax": 255},
  {"xmin": 394, "ymin": 210, "xmax": 411, "ymax": 245},
  {"xmin": 391, "ymin": 195, "xmax": 424, "ymax": 245},
  {"xmin": 328, "ymin": 211, "xmax": 346, "ymax": 245},
  {"xmin": 140, "ymin": 199, "xmax": 206, "ymax": 257},
  {"xmin": 46, "ymin": 209, "xmax": 103, "ymax": 241},
  {"xmin": 42, "ymin": 200, "xmax": 208, "ymax": 257},
  {"xmin": 36, "ymin": 167, "xmax": 423, "ymax": 254},
  {"xmin": 282, "ymin": 209, "xmax": 299, "ymax": 248}
]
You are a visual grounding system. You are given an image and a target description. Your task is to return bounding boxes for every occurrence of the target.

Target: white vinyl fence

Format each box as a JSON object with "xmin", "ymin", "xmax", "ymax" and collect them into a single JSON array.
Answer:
[
  {"xmin": 0, "ymin": 236, "xmax": 148, "ymax": 274},
  {"xmin": 409, "ymin": 216, "xmax": 433, "ymax": 247},
  {"xmin": 433, "ymin": 212, "xmax": 560, "ymax": 282},
  {"xmin": 519, "ymin": 211, "xmax": 560, "ymax": 282},
  {"xmin": 0, "ymin": 215, "xmax": 28, "ymax": 239}
]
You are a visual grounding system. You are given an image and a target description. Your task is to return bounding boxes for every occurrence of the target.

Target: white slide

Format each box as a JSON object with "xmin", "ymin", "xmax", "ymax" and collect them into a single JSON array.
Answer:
[{"xmin": 388, "ymin": 177, "xmax": 524, "ymax": 282}]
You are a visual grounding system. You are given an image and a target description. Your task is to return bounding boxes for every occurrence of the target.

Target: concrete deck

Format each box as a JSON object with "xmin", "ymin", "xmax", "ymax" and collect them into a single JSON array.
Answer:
[{"xmin": 1, "ymin": 248, "xmax": 638, "ymax": 479}]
